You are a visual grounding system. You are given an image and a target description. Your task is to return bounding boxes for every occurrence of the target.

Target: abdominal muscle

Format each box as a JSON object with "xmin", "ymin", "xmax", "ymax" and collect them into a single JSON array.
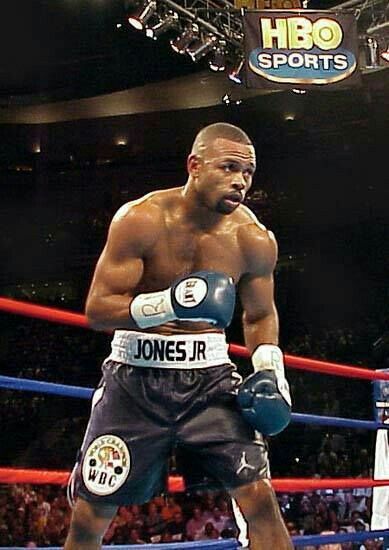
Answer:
[{"xmin": 145, "ymin": 320, "xmax": 225, "ymax": 336}]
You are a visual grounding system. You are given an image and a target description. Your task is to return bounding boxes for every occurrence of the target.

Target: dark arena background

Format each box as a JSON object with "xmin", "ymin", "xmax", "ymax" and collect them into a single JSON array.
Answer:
[{"xmin": 0, "ymin": 0, "xmax": 388, "ymax": 548}]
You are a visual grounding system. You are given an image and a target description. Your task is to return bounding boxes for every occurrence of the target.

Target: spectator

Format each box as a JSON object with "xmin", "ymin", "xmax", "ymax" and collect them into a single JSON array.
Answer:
[
  {"xmin": 161, "ymin": 496, "xmax": 182, "ymax": 523},
  {"xmin": 186, "ymin": 506, "xmax": 206, "ymax": 541},
  {"xmin": 202, "ymin": 521, "xmax": 220, "ymax": 540},
  {"xmin": 318, "ymin": 440, "xmax": 338, "ymax": 477},
  {"xmin": 318, "ymin": 529, "xmax": 342, "ymax": 550},
  {"xmin": 128, "ymin": 527, "xmax": 146, "ymax": 545},
  {"xmin": 339, "ymin": 526, "xmax": 353, "ymax": 549},
  {"xmin": 208, "ymin": 506, "xmax": 232, "ymax": 533},
  {"xmin": 144, "ymin": 501, "xmax": 166, "ymax": 543},
  {"xmin": 165, "ymin": 511, "xmax": 187, "ymax": 542},
  {"xmin": 130, "ymin": 504, "xmax": 146, "ymax": 532}
]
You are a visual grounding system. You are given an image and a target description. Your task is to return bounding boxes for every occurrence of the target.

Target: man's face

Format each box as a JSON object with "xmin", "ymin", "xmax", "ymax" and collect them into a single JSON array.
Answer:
[{"xmin": 190, "ymin": 137, "xmax": 256, "ymax": 215}]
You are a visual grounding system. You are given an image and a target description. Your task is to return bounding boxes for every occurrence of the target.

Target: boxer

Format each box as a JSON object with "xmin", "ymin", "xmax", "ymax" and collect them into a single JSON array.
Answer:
[{"xmin": 64, "ymin": 122, "xmax": 292, "ymax": 549}]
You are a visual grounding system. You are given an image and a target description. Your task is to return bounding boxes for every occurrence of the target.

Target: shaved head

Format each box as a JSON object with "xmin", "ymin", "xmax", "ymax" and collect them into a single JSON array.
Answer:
[{"xmin": 191, "ymin": 123, "xmax": 253, "ymax": 156}]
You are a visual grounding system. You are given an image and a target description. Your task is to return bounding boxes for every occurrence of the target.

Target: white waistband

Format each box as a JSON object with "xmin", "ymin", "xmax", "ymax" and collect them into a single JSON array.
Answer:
[{"xmin": 107, "ymin": 330, "xmax": 230, "ymax": 369}]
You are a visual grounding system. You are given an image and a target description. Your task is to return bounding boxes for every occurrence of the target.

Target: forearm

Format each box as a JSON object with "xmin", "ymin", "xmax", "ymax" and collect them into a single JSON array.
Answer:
[
  {"xmin": 85, "ymin": 294, "xmax": 139, "ymax": 331},
  {"xmin": 239, "ymin": 307, "xmax": 291, "ymax": 436},
  {"xmin": 86, "ymin": 271, "xmax": 235, "ymax": 331},
  {"xmin": 242, "ymin": 307, "xmax": 279, "ymax": 354}
]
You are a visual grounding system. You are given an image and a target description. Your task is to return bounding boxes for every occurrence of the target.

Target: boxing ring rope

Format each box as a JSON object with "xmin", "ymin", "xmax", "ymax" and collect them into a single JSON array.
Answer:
[
  {"xmin": 4, "ymin": 529, "xmax": 389, "ymax": 550},
  {"xmin": 1, "ymin": 373, "xmax": 388, "ymax": 431},
  {"xmin": 1, "ymin": 296, "xmax": 389, "ymax": 549},
  {"xmin": 2, "ymin": 296, "xmax": 389, "ymax": 381},
  {"xmin": 1, "ymin": 466, "xmax": 388, "ymax": 491}
]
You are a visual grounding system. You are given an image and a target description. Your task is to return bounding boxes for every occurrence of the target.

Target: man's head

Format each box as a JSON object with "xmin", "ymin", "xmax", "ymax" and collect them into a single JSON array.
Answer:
[
  {"xmin": 186, "ymin": 122, "xmax": 256, "ymax": 215},
  {"xmin": 173, "ymin": 511, "xmax": 183, "ymax": 523},
  {"xmin": 353, "ymin": 518, "xmax": 366, "ymax": 531},
  {"xmin": 191, "ymin": 123, "xmax": 253, "ymax": 157}
]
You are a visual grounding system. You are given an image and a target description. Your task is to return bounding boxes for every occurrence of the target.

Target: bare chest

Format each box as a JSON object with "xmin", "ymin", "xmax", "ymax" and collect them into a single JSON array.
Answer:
[{"xmin": 142, "ymin": 226, "xmax": 245, "ymax": 289}]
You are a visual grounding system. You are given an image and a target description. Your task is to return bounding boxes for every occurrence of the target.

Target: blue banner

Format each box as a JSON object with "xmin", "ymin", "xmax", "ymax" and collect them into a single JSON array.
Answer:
[
  {"xmin": 243, "ymin": 10, "xmax": 362, "ymax": 90},
  {"xmin": 373, "ymin": 369, "xmax": 389, "ymax": 424}
]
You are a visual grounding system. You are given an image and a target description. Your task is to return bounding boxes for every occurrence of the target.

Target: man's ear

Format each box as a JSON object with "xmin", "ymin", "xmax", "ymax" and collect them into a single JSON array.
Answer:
[{"xmin": 187, "ymin": 154, "xmax": 202, "ymax": 177}]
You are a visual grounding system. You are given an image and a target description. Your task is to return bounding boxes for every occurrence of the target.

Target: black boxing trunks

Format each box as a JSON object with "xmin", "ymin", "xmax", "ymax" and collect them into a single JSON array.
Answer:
[{"xmin": 68, "ymin": 330, "xmax": 269, "ymax": 506}]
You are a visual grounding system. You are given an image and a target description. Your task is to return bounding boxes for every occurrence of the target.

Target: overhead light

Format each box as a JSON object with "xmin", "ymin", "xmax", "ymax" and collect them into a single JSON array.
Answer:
[
  {"xmin": 364, "ymin": 36, "xmax": 379, "ymax": 68},
  {"xmin": 222, "ymin": 93, "xmax": 231, "ymax": 105},
  {"xmin": 146, "ymin": 12, "xmax": 179, "ymax": 40},
  {"xmin": 209, "ymin": 44, "xmax": 227, "ymax": 72},
  {"xmin": 284, "ymin": 113, "xmax": 296, "ymax": 121},
  {"xmin": 228, "ymin": 57, "xmax": 244, "ymax": 84},
  {"xmin": 292, "ymin": 88, "xmax": 307, "ymax": 94},
  {"xmin": 381, "ymin": 44, "xmax": 389, "ymax": 62},
  {"xmin": 221, "ymin": 94, "xmax": 242, "ymax": 106},
  {"xmin": 128, "ymin": 1, "xmax": 157, "ymax": 31},
  {"xmin": 186, "ymin": 35, "xmax": 216, "ymax": 62},
  {"xmin": 116, "ymin": 137, "xmax": 128, "ymax": 146},
  {"xmin": 170, "ymin": 25, "xmax": 199, "ymax": 54}
]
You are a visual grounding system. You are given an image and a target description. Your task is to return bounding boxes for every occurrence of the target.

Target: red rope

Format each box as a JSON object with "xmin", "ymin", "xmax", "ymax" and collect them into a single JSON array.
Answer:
[
  {"xmin": 1, "ymin": 296, "xmax": 389, "ymax": 381},
  {"xmin": 0, "ymin": 468, "xmax": 387, "ymax": 492},
  {"xmin": 0, "ymin": 297, "xmax": 89, "ymax": 329},
  {"xmin": 229, "ymin": 343, "xmax": 389, "ymax": 381}
]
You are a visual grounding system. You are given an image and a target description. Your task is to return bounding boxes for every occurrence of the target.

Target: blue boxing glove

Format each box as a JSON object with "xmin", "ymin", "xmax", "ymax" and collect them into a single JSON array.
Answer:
[
  {"xmin": 237, "ymin": 344, "xmax": 292, "ymax": 436},
  {"xmin": 130, "ymin": 271, "xmax": 235, "ymax": 329}
]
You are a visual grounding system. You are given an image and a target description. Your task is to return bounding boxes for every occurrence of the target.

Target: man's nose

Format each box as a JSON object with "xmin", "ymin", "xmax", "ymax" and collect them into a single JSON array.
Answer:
[{"xmin": 232, "ymin": 179, "xmax": 245, "ymax": 190}]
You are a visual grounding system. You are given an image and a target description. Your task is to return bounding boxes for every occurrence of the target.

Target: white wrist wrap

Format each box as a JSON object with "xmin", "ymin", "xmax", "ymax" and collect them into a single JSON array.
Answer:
[
  {"xmin": 252, "ymin": 344, "xmax": 291, "ymax": 406},
  {"xmin": 130, "ymin": 288, "xmax": 176, "ymax": 329}
]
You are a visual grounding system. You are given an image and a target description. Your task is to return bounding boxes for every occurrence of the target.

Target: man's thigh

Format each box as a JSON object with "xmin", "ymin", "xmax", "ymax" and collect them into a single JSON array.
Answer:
[
  {"xmin": 177, "ymin": 397, "xmax": 269, "ymax": 488},
  {"xmin": 71, "ymin": 362, "xmax": 172, "ymax": 505}
]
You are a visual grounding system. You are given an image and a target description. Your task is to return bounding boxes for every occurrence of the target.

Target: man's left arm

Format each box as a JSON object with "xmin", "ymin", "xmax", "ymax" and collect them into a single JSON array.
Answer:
[
  {"xmin": 238, "ymin": 221, "xmax": 279, "ymax": 351},
  {"xmin": 237, "ymin": 223, "xmax": 291, "ymax": 436}
]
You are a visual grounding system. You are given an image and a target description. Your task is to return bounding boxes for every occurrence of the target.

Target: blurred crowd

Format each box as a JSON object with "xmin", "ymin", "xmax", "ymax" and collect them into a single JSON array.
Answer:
[{"xmin": 0, "ymin": 484, "xmax": 384, "ymax": 549}]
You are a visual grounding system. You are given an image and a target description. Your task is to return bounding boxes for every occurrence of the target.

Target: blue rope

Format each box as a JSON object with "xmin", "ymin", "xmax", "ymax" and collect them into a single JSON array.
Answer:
[
  {"xmin": 0, "ymin": 540, "xmax": 238, "ymax": 550},
  {"xmin": 291, "ymin": 411, "xmax": 386, "ymax": 430},
  {"xmin": 293, "ymin": 528, "xmax": 389, "ymax": 547},
  {"xmin": 0, "ymin": 374, "xmax": 388, "ymax": 430},
  {"xmin": 1, "ymin": 530, "xmax": 389, "ymax": 549},
  {"xmin": 0, "ymin": 374, "xmax": 93, "ymax": 399}
]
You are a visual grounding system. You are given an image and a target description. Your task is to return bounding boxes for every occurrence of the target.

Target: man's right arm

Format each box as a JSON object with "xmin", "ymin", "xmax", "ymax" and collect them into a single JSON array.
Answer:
[
  {"xmin": 85, "ymin": 201, "xmax": 159, "ymax": 331},
  {"xmin": 85, "ymin": 200, "xmax": 236, "ymax": 332}
]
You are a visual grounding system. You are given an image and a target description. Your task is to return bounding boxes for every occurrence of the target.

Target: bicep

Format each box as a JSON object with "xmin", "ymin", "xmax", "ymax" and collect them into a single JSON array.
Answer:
[
  {"xmin": 238, "ymin": 223, "xmax": 278, "ymax": 323},
  {"xmin": 239, "ymin": 272, "xmax": 276, "ymax": 324},
  {"xmin": 86, "ymin": 208, "xmax": 149, "ymax": 304},
  {"xmin": 87, "ymin": 244, "xmax": 144, "ymax": 302}
]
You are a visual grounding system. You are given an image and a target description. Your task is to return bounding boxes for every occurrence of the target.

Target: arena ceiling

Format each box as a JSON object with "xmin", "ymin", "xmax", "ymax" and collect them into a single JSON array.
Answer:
[
  {"xmin": 0, "ymin": 0, "xmax": 375, "ymax": 99},
  {"xmin": 0, "ymin": 0, "xmax": 387, "ymax": 124}
]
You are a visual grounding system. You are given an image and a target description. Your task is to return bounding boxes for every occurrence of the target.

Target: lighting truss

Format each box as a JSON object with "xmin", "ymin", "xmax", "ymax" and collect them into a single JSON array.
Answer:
[{"xmin": 125, "ymin": 0, "xmax": 389, "ymax": 82}]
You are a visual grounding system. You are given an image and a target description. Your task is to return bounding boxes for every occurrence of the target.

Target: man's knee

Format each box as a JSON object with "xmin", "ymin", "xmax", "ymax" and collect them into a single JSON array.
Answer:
[
  {"xmin": 231, "ymin": 479, "xmax": 280, "ymax": 520},
  {"xmin": 68, "ymin": 498, "xmax": 117, "ymax": 544}
]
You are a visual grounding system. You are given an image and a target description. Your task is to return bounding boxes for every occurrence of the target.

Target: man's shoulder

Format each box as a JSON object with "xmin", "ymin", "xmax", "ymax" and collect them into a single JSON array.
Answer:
[
  {"xmin": 112, "ymin": 187, "xmax": 181, "ymax": 222},
  {"xmin": 236, "ymin": 205, "xmax": 278, "ymax": 274},
  {"xmin": 237, "ymin": 204, "xmax": 268, "ymax": 232},
  {"xmin": 236, "ymin": 204, "xmax": 275, "ymax": 242}
]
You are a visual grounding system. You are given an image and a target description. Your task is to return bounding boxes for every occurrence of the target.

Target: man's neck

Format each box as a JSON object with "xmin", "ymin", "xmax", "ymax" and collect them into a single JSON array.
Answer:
[{"xmin": 180, "ymin": 182, "xmax": 224, "ymax": 230}]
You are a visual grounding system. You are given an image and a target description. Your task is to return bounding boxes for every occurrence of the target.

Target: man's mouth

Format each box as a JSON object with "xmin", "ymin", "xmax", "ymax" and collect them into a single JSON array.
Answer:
[{"xmin": 224, "ymin": 191, "xmax": 243, "ymax": 205}]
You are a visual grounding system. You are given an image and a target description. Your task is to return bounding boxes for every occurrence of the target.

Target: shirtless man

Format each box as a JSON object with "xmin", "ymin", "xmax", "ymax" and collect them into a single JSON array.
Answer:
[{"xmin": 64, "ymin": 122, "xmax": 293, "ymax": 549}]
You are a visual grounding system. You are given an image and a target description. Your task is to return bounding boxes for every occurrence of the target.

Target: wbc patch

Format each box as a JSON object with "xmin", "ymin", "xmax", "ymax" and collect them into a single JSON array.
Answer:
[{"xmin": 82, "ymin": 434, "xmax": 131, "ymax": 496}]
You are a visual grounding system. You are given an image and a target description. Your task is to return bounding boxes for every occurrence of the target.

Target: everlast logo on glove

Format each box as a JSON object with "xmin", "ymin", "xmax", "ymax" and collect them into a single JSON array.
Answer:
[
  {"xmin": 174, "ymin": 277, "xmax": 208, "ymax": 308},
  {"xmin": 181, "ymin": 280, "xmax": 198, "ymax": 305},
  {"xmin": 134, "ymin": 338, "xmax": 206, "ymax": 362}
]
